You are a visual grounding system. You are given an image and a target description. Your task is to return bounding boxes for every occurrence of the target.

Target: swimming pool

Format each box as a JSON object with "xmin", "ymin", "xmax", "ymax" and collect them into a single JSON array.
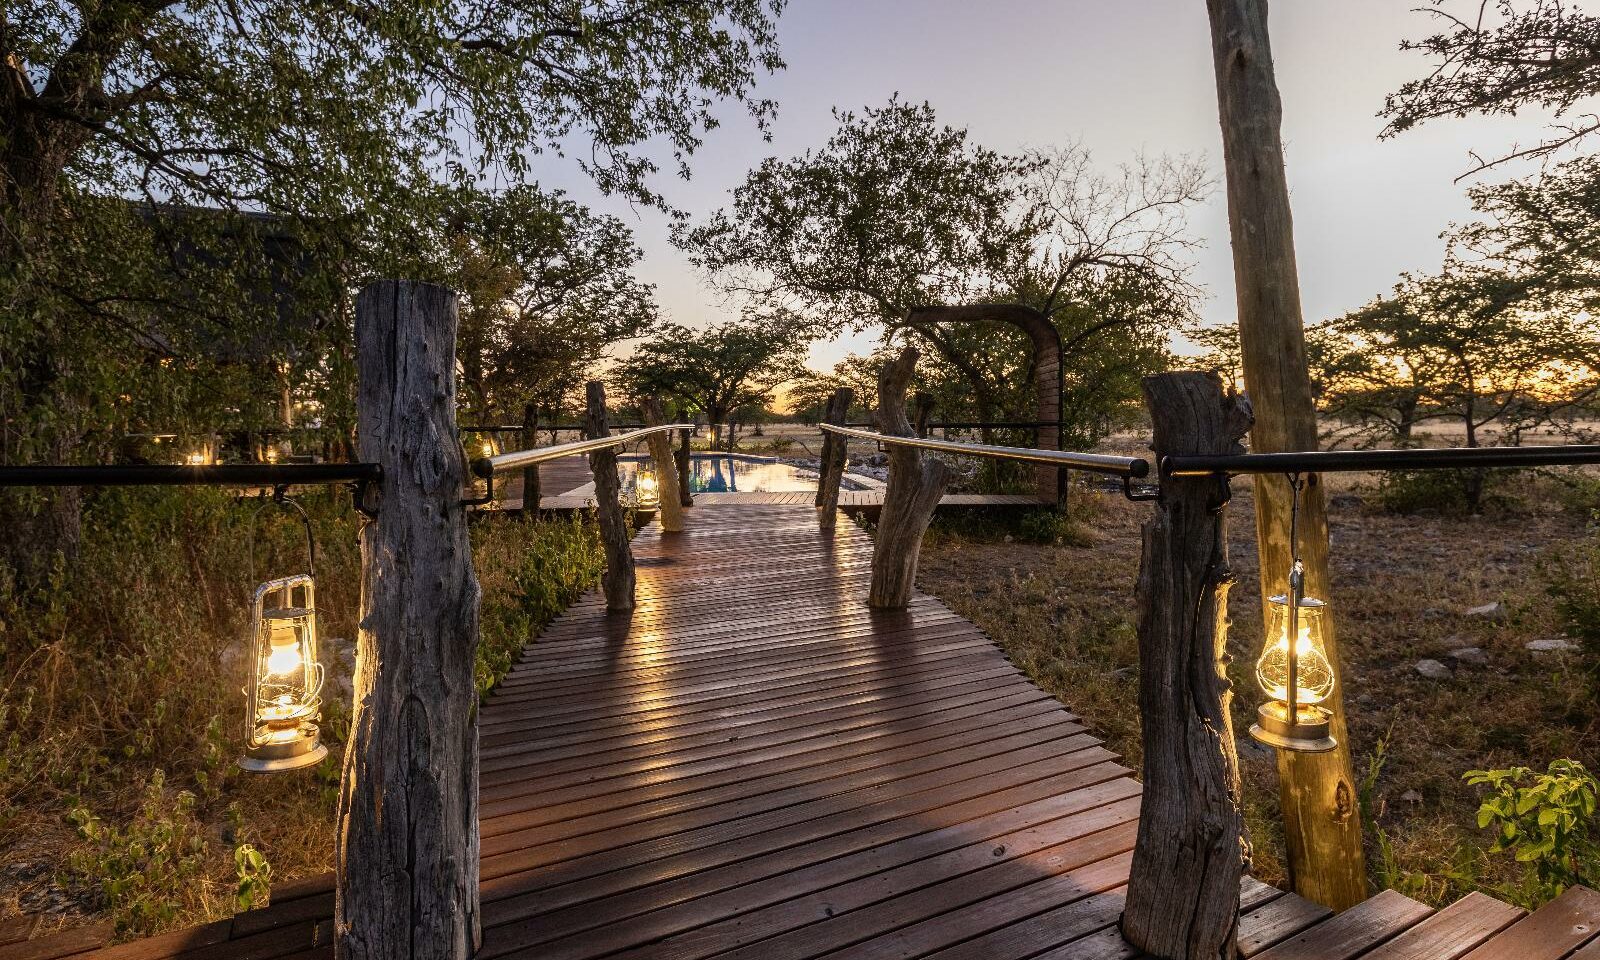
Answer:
[{"xmin": 617, "ymin": 454, "xmax": 819, "ymax": 494}]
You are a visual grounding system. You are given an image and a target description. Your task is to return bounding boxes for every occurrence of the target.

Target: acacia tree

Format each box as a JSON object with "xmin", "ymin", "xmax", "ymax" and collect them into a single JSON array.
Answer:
[
  {"xmin": 449, "ymin": 185, "xmax": 657, "ymax": 425},
  {"xmin": 2, "ymin": 0, "xmax": 783, "ymax": 569},
  {"xmin": 614, "ymin": 314, "xmax": 811, "ymax": 449},
  {"xmin": 1383, "ymin": 0, "xmax": 1600, "ymax": 176},
  {"xmin": 680, "ymin": 99, "xmax": 1205, "ymax": 468}
]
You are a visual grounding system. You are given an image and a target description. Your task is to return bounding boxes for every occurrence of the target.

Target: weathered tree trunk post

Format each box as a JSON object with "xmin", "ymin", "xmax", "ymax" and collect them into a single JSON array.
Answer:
[
  {"xmin": 585, "ymin": 381, "xmax": 635, "ymax": 612},
  {"xmin": 520, "ymin": 401, "xmax": 541, "ymax": 514},
  {"xmin": 815, "ymin": 387, "xmax": 854, "ymax": 531},
  {"xmin": 1206, "ymin": 0, "xmax": 1367, "ymax": 908},
  {"xmin": 675, "ymin": 421, "xmax": 695, "ymax": 507},
  {"xmin": 341, "ymin": 280, "xmax": 480, "ymax": 960},
  {"xmin": 869, "ymin": 348, "xmax": 955, "ymax": 609},
  {"xmin": 640, "ymin": 395, "xmax": 685, "ymax": 533},
  {"xmin": 1122, "ymin": 371, "xmax": 1250, "ymax": 960},
  {"xmin": 913, "ymin": 391, "xmax": 936, "ymax": 438}
]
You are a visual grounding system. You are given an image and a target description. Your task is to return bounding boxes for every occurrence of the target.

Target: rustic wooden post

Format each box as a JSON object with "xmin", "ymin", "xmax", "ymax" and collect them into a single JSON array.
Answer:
[
  {"xmin": 675, "ymin": 423, "xmax": 694, "ymax": 507},
  {"xmin": 341, "ymin": 280, "xmax": 480, "ymax": 960},
  {"xmin": 585, "ymin": 381, "xmax": 635, "ymax": 612},
  {"xmin": 639, "ymin": 395, "xmax": 685, "ymax": 533},
  {"xmin": 815, "ymin": 387, "xmax": 853, "ymax": 531},
  {"xmin": 520, "ymin": 401, "xmax": 541, "ymax": 513},
  {"xmin": 913, "ymin": 391, "xmax": 936, "ymax": 438},
  {"xmin": 1206, "ymin": 0, "xmax": 1367, "ymax": 908},
  {"xmin": 868, "ymin": 348, "xmax": 955, "ymax": 609},
  {"xmin": 1122, "ymin": 371, "xmax": 1250, "ymax": 960}
]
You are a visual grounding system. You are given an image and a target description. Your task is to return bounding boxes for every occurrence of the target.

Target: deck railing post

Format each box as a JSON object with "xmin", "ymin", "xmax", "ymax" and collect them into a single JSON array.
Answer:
[
  {"xmin": 586, "ymin": 381, "xmax": 636, "ymax": 611},
  {"xmin": 1122, "ymin": 370, "xmax": 1250, "ymax": 960},
  {"xmin": 640, "ymin": 395, "xmax": 685, "ymax": 533},
  {"xmin": 520, "ymin": 401, "xmax": 541, "ymax": 513},
  {"xmin": 868, "ymin": 348, "xmax": 954, "ymax": 609},
  {"xmin": 816, "ymin": 387, "xmax": 853, "ymax": 531},
  {"xmin": 675, "ymin": 422, "xmax": 695, "ymax": 507},
  {"xmin": 341, "ymin": 280, "xmax": 481, "ymax": 960}
]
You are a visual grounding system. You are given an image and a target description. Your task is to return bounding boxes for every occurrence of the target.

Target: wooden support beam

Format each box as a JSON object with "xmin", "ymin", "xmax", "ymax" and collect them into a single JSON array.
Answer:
[
  {"xmin": 520, "ymin": 401, "xmax": 541, "ymax": 514},
  {"xmin": 816, "ymin": 387, "xmax": 853, "ymax": 531},
  {"xmin": 1205, "ymin": 0, "xmax": 1368, "ymax": 908},
  {"xmin": 1123, "ymin": 370, "xmax": 1250, "ymax": 960},
  {"xmin": 342, "ymin": 280, "xmax": 480, "ymax": 960},
  {"xmin": 585, "ymin": 380, "xmax": 635, "ymax": 612},
  {"xmin": 640, "ymin": 395, "xmax": 685, "ymax": 533},
  {"xmin": 675, "ymin": 423, "xmax": 694, "ymax": 507},
  {"xmin": 868, "ymin": 348, "xmax": 954, "ymax": 609}
]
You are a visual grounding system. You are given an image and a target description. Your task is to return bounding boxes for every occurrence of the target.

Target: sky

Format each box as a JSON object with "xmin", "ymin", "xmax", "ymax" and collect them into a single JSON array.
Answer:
[{"xmin": 539, "ymin": 0, "xmax": 1564, "ymax": 373}]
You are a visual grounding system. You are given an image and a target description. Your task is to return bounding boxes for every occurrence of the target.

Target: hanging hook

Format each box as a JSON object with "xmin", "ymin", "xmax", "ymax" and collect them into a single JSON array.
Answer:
[{"xmin": 248, "ymin": 488, "xmax": 317, "ymax": 587}]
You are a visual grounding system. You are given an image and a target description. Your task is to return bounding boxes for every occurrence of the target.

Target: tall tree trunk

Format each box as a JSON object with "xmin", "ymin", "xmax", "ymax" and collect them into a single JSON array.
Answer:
[
  {"xmin": 815, "ymin": 387, "xmax": 854, "ymax": 531},
  {"xmin": 1206, "ymin": 0, "xmax": 1367, "ymax": 909},
  {"xmin": 1123, "ymin": 371, "xmax": 1250, "ymax": 960},
  {"xmin": 340, "ymin": 280, "xmax": 480, "ymax": 960}
]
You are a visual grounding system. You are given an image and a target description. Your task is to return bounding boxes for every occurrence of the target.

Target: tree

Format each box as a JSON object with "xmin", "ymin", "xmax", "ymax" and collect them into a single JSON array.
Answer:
[
  {"xmin": 3, "ymin": 0, "xmax": 783, "ymax": 569},
  {"xmin": 614, "ymin": 315, "xmax": 811, "ymax": 449},
  {"xmin": 1335, "ymin": 265, "xmax": 1600, "ymax": 505},
  {"xmin": 680, "ymin": 99, "xmax": 1205, "ymax": 477},
  {"xmin": 1382, "ymin": 0, "xmax": 1600, "ymax": 176},
  {"xmin": 448, "ymin": 185, "xmax": 657, "ymax": 424}
]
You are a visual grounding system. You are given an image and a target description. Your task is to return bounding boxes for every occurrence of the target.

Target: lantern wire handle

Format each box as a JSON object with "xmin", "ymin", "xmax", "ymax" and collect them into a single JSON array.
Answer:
[
  {"xmin": 1284, "ymin": 472, "xmax": 1305, "ymax": 724},
  {"xmin": 247, "ymin": 486, "xmax": 317, "ymax": 590}
]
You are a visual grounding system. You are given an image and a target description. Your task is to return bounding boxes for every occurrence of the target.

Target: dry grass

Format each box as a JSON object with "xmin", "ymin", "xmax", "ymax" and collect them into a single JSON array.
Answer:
[
  {"xmin": 0, "ymin": 489, "xmax": 601, "ymax": 938},
  {"xmin": 917, "ymin": 470, "xmax": 1599, "ymax": 906}
]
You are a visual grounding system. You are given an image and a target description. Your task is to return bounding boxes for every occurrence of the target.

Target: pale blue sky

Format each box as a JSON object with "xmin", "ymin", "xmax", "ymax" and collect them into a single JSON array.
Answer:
[{"xmin": 541, "ymin": 1, "xmax": 1563, "ymax": 372}]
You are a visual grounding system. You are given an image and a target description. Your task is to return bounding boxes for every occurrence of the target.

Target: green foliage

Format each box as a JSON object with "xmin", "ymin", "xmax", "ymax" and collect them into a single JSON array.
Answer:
[
  {"xmin": 473, "ymin": 514, "xmax": 606, "ymax": 694},
  {"xmin": 1465, "ymin": 759, "xmax": 1600, "ymax": 907},
  {"xmin": 613, "ymin": 315, "xmax": 814, "ymax": 427},
  {"xmin": 1375, "ymin": 468, "xmax": 1522, "ymax": 515},
  {"xmin": 232, "ymin": 844, "xmax": 272, "ymax": 913},
  {"xmin": 65, "ymin": 771, "xmax": 210, "ymax": 935},
  {"xmin": 1542, "ymin": 520, "xmax": 1600, "ymax": 668}
]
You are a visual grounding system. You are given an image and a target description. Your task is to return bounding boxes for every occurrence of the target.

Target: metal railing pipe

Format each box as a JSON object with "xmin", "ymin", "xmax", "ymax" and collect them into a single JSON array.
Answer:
[
  {"xmin": 1162, "ymin": 443, "xmax": 1600, "ymax": 477},
  {"xmin": 0, "ymin": 463, "xmax": 382, "ymax": 487},
  {"xmin": 819, "ymin": 423, "xmax": 1149, "ymax": 478},
  {"xmin": 472, "ymin": 424, "xmax": 695, "ymax": 478}
]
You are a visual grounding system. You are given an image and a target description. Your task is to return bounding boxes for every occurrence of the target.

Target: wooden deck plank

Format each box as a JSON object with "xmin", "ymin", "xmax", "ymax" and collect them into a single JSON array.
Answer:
[
  {"xmin": 1458, "ymin": 886, "xmax": 1600, "ymax": 960},
  {"xmin": 1359, "ymin": 893, "xmax": 1525, "ymax": 960},
  {"xmin": 1253, "ymin": 889, "xmax": 1433, "ymax": 960}
]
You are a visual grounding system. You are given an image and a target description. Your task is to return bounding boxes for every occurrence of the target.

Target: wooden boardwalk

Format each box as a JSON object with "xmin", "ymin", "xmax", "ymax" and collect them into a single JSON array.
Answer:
[{"xmin": 5, "ymin": 503, "xmax": 1597, "ymax": 960}]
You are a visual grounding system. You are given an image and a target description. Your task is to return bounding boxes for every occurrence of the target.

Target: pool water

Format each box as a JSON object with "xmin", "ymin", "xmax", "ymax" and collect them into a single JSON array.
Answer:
[{"xmin": 617, "ymin": 455, "xmax": 818, "ymax": 494}]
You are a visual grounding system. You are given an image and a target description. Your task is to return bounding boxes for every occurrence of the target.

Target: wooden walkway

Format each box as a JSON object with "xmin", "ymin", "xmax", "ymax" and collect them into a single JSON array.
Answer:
[{"xmin": 5, "ymin": 503, "xmax": 1597, "ymax": 959}]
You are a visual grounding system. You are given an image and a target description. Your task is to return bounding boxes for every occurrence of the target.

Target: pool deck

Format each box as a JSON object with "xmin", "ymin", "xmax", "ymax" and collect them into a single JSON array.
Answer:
[{"xmin": 4, "ymin": 503, "xmax": 1587, "ymax": 960}]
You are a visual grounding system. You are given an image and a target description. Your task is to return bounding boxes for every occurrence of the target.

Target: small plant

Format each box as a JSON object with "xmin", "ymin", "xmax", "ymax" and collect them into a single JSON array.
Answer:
[
  {"xmin": 1375, "ymin": 468, "xmax": 1521, "ymax": 515},
  {"xmin": 1465, "ymin": 759, "xmax": 1599, "ymax": 908},
  {"xmin": 233, "ymin": 844, "xmax": 271, "ymax": 912},
  {"xmin": 65, "ymin": 770, "xmax": 210, "ymax": 935}
]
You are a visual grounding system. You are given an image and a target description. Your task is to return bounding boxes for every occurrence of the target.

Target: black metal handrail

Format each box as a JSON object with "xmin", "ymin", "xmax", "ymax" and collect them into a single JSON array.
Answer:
[
  {"xmin": 1163, "ymin": 443, "xmax": 1600, "ymax": 477},
  {"xmin": 0, "ymin": 463, "xmax": 382, "ymax": 487},
  {"xmin": 818, "ymin": 423, "xmax": 1149, "ymax": 478},
  {"xmin": 472, "ymin": 424, "xmax": 695, "ymax": 479}
]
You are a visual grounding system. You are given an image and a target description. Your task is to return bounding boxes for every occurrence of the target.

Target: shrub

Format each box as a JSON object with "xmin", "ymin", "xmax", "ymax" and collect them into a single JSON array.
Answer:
[
  {"xmin": 1465, "ymin": 759, "xmax": 1599, "ymax": 908},
  {"xmin": 1375, "ymin": 468, "xmax": 1522, "ymax": 515}
]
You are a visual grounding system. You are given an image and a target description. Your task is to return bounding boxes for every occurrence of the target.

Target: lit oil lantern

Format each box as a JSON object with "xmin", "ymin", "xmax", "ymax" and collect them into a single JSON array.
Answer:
[
  {"xmin": 1250, "ymin": 549, "xmax": 1338, "ymax": 752},
  {"xmin": 241, "ymin": 573, "xmax": 328, "ymax": 772},
  {"xmin": 634, "ymin": 463, "xmax": 660, "ymax": 508}
]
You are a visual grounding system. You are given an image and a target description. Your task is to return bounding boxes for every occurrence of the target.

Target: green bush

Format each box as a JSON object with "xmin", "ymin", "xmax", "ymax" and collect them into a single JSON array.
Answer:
[
  {"xmin": 1375, "ymin": 468, "xmax": 1521, "ymax": 515},
  {"xmin": 1543, "ymin": 521, "xmax": 1600, "ymax": 668},
  {"xmin": 1465, "ymin": 759, "xmax": 1599, "ymax": 908}
]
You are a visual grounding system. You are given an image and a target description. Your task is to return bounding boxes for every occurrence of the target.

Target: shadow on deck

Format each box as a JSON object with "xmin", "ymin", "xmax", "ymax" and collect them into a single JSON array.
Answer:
[{"xmin": 5, "ymin": 504, "xmax": 1594, "ymax": 960}]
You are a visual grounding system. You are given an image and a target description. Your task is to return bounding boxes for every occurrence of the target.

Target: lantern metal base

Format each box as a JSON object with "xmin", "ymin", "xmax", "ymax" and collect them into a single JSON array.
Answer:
[
  {"xmin": 239, "ymin": 724, "xmax": 328, "ymax": 773},
  {"xmin": 1249, "ymin": 701, "xmax": 1337, "ymax": 754}
]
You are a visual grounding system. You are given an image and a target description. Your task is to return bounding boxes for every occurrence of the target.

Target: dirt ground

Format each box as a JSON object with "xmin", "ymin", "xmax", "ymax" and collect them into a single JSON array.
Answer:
[{"xmin": 915, "ymin": 466, "xmax": 1599, "ymax": 905}]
